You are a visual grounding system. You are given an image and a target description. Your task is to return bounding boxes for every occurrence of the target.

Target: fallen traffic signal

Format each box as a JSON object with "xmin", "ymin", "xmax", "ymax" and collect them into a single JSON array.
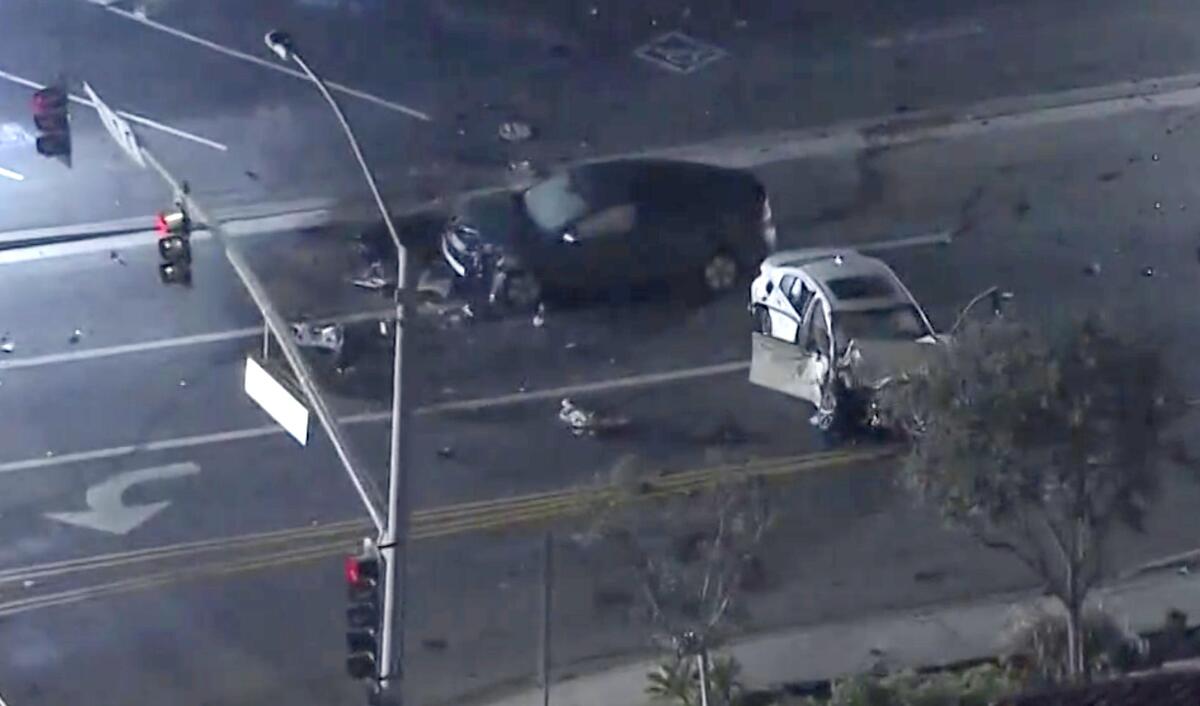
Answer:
[
  {"xmin": 156, "ymin": 206, "xmax": 192, "ymax": 286},
  {"xmin": 32, "ymin": 84, "xmax": 70, "ymax": 162},
  {"xmin": 345, "ymin": 541, "xmax": 383, "ymax": 682}
]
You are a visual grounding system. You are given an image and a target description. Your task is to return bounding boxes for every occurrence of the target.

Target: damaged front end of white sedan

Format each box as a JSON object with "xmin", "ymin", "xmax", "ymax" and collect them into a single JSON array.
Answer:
[{"xmin": 747, "ymin": 247, "xmax": 1009, "ymax": 437}]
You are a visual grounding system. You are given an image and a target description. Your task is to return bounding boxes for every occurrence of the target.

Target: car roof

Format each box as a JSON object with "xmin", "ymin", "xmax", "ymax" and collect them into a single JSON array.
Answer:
[
  {"xmin": 766, "ymin": 249, "xmax": 914, "ymax": 312},
  {"xmin": 555, "ymin": 158, "xmax": 761, "ymax": 202}
]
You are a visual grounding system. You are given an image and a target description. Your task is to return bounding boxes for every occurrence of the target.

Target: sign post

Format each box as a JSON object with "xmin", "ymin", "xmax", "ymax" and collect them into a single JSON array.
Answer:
[{"xmin": 82, "ymin": 81, "xmax": 144, "ymax": 167}]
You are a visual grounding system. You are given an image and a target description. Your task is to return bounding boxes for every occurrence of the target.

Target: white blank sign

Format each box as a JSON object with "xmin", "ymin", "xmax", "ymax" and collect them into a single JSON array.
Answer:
[{"xmin": 244, "ymin": 356, "xmax": 310, "ymax": 446}]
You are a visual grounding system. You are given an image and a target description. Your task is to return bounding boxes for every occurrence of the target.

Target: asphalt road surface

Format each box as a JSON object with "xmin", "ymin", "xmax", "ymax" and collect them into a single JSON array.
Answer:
[{"xmin": 6, "ymin": 2, "xmax": 1200, "ymax": 706}]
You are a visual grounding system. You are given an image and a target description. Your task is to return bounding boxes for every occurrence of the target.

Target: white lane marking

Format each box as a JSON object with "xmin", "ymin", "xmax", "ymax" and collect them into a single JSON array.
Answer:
[
  {"xmin": 0, "ymin": 309, "xmax": 392, "ymax": 371},
  {"xmin": 0, "ymin": 68, "xmax": 227, "ymax": 151},
  {"xmin": 868, "ymin": 21, "xmax": 985, "ymax": 49},
  {"xmin": 0, "ymin": 227, "xmax": 947, "ymax": 372},
  {"xmin": 0, "ymin": 360, "xmax": 751, "ymax": 475},
  {"xmin": 0, "ymin": 689, "xmax": 8, "ymax": 706},
  {"xmin": 854, "ymin": 230, "xmax": 952, "ymax": 252},
  {"xmin": 0, "ymin": 166, "xmax": 24, "ymax": 181},
  {"xmin": 0, "ymin": 207, "xmax": 334, "ymax": 265},
  {"xmin": 45, "ymin": 462, "xmax": 201, "ymax": 534},
  {"xmin": 96, "ymin": 5, "xmax": 432, "ymax": 122}
]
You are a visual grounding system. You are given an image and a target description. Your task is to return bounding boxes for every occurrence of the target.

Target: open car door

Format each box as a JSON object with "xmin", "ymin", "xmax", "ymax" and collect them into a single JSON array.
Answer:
[{"xmin": 749, "ymin": 332, "xmax": 826, "ymax": 406}]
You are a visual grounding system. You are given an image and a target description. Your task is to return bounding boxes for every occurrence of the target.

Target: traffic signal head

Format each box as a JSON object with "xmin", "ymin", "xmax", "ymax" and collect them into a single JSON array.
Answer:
[
  {"xmin": 156, "ymin": 206, "xmax": 193, "ymax": 286},
  {"xmin": 32, "ymin": 85, "xmax": 70, "ymax": 161},
  {"xmin": 345, "ymin": 543, "xmax": 383, "ymax": 681}
]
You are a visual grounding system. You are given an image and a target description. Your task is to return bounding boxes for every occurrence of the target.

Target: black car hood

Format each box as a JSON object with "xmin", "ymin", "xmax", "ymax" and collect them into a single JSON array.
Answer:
[{"xmin": 451, "ymin": 190, "xmax": 532, "ymax": 250}]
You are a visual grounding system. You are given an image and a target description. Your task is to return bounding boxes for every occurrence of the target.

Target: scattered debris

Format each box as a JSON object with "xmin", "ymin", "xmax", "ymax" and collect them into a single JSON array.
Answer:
[
  {"xmin": 436, "ymin": 446, "xmax": 455, "ymax": 459},
  {"xmin": 532, "ymin": 302, "xmax": 546, "ymax": 328},
  {"xmin": 1097, "ymin": 171, "xmax": 1121, "ymax": 182},
  {"xmin": 0, "ymin": 334, "xmax": 14, "ymax": 353},
  {"xmin": 292, "ymin": 321, "xmax": 344, "ymax": 354},
  {"xmin": 508, "ymin": 159, "xmax": 535, "ymax": 176},
  {"xmin": 421, "ymin": 637, "xmax": 449, "ymax": 651},
  {"xmin": 1084, "ymin": 262, "xmax": 1102, "ymax": 276},
  {"xmin": 22, "ymin": 579, "xmax": 35, "ymax": 589},
  {"xmin": 1153, "ymin": 153, "xmax": 1161, "ymax": 162},
  {"xmin": 564, "ymin": 341, "xmax": 578, "ymax": 350},
  {"xmin": 179, "ymin": 380, "xmax": 188, "ymax": 387},
  {"xmin": 1143, "ymin": 266, "xmax": 1156, "ymax": 277},
  {"xmin": 1155, "ymin": 201, "xmax": 1162, "ymax": 210},
  {"xmin": 352, "ymin": 261, "xmax": 392, "ymax": 291},
  {"xmin": 558, "ymin": 398, "xmax": 630, "ymax": 437},
  {"xmin": 45, "ymin": 451, "xmax": 54, "ymax": 457},
  {"xmin": 68, "ymin": 329, "xmax": 83, "ymax": 345},
  {"xmin": 109, "ymin": 250, "xmax": 127, "ymax": 265},
  {"xmin": 588, "ymin": 6, "xmax": 598, "ymax": 16},
  {"xmin": 1013, "ymin": 197, "xmax": 1031, "ymax": 219},
  {"xmin": 245, "ymin": 170, "xmax": 259, "ymax": 180},
  {"xmin": 498, "ymin": 120, "xmax": 534, "ymax": 142}
]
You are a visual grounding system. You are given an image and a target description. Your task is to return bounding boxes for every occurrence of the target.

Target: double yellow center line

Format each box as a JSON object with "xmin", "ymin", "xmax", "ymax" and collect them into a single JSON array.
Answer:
[{"xmin": 0, "ymin": 446, "xmax": 896, "ymax": 617}]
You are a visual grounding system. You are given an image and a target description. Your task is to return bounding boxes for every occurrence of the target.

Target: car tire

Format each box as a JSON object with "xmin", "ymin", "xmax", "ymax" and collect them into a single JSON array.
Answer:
[
  {"xmin": 701, "ymin": 250, "xmax": 740, "ymax": 295},
  {"xmin": 753, "ymin": 305, "xmax": 772, "ymax": 335},
  {"xmin": 501, "ymin": 270, "xmax": 543, "ymax": 312}
]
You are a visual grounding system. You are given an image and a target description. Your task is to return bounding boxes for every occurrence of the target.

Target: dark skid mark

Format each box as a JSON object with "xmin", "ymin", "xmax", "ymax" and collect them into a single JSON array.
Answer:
[
  {"xmin": 1013, "ymin": 196, "xmax": 1031, "ymax": 219},
  {"xmin": 1097, "ymin": 171, "xmax": 1123, "ymax": 182},
  {"xmin": 951, "ymin": 184, "xmax": 986, "ymax": 238},
  {"xmin": 806, "ymin": 148, "xmax": 887, "ymax": 226}
]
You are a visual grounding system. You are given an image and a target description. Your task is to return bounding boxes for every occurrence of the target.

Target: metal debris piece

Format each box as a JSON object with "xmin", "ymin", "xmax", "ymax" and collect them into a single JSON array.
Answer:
[
  {"xmin": 292, "ymin": 321, "xmax": 344, "ymax": 353},
  {"xmin": 69, "ymin": 329, "xmax": 83, "ymax": 344},
  {"xmin": 1084, "ymin": 262, "xmax": 1102, "ymax": 276},
  {"xmin": 352, "ymin": 261, "xmax": 392, "ymax": 291},
  {"xmin": 0, "ymin": 334, "xmax": 13, "ymax": 353},
  {"xmin": 532, "ymin": 302, "xmax": 546, "ymax": 328},
  {"xmin": 564, "ymin": 341, "xmax": 578, "ymax": 350},
  {"xmin": 1153, "ymin": 153, "xmax": 1161, "ymax": 162},
  {"xmin": 498, "ymin": 121, "xmax": 533, "ymax": 142},
  {"xmin": 558, "ymin": 397, "xmax": 630, "ymax": 437},
  {"xmin": 1143, "ymin": 266, "xmax": 1156, "ymax": 277},
  {"xmin": 1155, "ymin": 201, "xmax": 1162, "ymax": 210},
  {"xmin": 179, "ymin": 380, "xmax": 188, "ymax": 387},
  {"xmin": 436, "ymin": 446, "xmax": 455, "ymax": 459}
]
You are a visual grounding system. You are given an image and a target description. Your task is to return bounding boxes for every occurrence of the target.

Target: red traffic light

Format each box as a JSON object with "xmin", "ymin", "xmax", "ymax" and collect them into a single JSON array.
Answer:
[
  {"xmin": 345, "ymin": 554, "xmax": 379, "ymax": 586},
  {"xmin": 155, "ymin": 210, "xmax": 189, "ymax": 237}
]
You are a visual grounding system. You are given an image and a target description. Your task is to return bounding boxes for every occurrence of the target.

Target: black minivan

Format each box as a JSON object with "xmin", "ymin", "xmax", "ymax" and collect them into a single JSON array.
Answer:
[{"xmin": 441, "ymin": 159, "xmax": 776, "ymax": 309}]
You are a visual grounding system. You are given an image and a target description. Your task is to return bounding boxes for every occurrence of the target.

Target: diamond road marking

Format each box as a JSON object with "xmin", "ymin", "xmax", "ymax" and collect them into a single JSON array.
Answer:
[{"xmin": 634, "ymin": 30, "xmax": 727, "ymax": 74}]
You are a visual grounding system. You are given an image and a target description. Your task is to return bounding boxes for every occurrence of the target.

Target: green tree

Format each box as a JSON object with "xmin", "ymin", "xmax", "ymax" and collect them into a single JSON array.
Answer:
[
  {"xmin": 875, "ymin": 315, "xmax": 1182, "ymax": 680},
  {"xmin": 586, "ymin": 455, "xmax": 772, "ymax": 705}
]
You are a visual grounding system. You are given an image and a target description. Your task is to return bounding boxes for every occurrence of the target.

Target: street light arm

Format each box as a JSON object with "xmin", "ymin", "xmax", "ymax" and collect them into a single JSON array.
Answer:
[
  {"xmin": 289, "ymin": 53, "xmax": 406, "ymax": 265},
  {"xmin": 282, "ymin": 44, "xmax": 412, "ymax": 695}
]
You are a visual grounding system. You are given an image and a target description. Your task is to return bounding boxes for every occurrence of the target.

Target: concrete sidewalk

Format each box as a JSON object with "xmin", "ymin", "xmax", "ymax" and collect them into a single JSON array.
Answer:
[{"xmin": 488, "ymin": 568, "xmax": 1200, "ymax": 706}]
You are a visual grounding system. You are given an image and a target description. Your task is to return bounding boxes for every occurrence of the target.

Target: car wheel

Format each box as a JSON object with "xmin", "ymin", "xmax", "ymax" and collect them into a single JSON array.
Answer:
[
  {"xmin": 754, "ymin": 305, "xmax": 772, "ymax": 335},
  {"xmin": 702, "ymin": 251, "xmax": 740, "ymax": 294},
  {"xmin": 502, "ymin": 270, "xmax": 543, "ymax": 311}
]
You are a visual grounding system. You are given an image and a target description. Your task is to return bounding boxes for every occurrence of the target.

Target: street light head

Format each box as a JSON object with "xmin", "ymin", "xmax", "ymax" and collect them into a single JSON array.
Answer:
[{"xmin": 264, "ymin": 30, "xmax": 294, "ymax": 61}]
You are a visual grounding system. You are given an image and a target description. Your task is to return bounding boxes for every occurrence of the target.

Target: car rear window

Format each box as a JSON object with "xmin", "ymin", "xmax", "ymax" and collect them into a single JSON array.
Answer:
[{"xmin": 826, "ymin": 275, "xmax": 897, "ymax": 300}]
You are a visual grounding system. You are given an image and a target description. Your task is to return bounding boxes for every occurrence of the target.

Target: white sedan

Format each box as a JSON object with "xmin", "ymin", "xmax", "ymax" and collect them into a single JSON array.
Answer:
[{"xmin": 747, "ymin": 248, "xmax": 942, "ymax": 431}]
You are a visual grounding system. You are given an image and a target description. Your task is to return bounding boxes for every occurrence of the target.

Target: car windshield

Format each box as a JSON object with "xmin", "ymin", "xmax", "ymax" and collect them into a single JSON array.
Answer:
[
  {"xmin": 826, "ymin": 275, "xmax": 897, "ymax": 300},
  {"xmin": 833, "ymin": 305, "xmax": 930, "ymax": 350},
  {"xmin": 522, "ymin": 174, "xmax": 591, "ymax": 233}
]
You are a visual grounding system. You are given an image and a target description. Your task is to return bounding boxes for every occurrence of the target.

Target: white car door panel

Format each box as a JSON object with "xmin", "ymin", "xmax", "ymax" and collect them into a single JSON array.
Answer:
[{"xmin": 749, "ymin": 332, "xmax": 824, "ymax": 406}]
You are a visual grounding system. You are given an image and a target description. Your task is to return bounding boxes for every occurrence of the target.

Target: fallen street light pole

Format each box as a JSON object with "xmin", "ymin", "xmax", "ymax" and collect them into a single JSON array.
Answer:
[
  {"xmin": 263, "ymin": 30, "xmax": 412, "ymax": 704},
  {"xmin": 82, "ymin": 82, "xmax": 386, "ymax": 534}
]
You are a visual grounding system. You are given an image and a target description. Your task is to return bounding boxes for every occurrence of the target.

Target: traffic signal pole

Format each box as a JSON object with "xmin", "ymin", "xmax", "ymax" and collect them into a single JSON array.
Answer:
[
  {"xmin": 137, "ymin": 147, "xmax": 387, "ymax": 534},
  {"xmin": 263, "ymin": 32, "xmax": 412, "ymax": 703}
]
